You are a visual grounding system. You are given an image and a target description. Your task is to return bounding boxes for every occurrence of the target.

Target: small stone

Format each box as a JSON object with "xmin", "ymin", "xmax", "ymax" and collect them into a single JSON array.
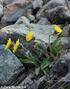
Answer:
[
  {"xmin": 60, "ymin": 37, "xmax": 70, "ymax": 49},
  {"xmin": 0, "ymin": 0, "xmax": 3, "ymax": 18},
  {"xmin": 37, "ymin": 17, "xmax": 50, "ymax": 25},
  {"xmin": 27, "ymin": 14, "xmax": 35, "ymax": 22},
  {"xmin": 15, "ymin": 16, "xmax": 30, "ymax": 25},
  {"xmin": 32, "ymin": 0, "xmax": 43, "ymax": 9}
]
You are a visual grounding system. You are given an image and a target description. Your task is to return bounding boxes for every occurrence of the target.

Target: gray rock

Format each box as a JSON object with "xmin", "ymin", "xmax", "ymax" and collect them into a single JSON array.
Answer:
[
  {"xmin": 0, "ymin": 0, "xmax": 3, "ymax": 18},
  {"xmin": 60, "ymin": 37, "xmax": 70, "ymax": 49},
  {"xmin": 1, "ymin": 0, "xmax": 33, "ymax": 23},
  {"xmin": 20, "ymin": 73, "xmax": 46, "ymax": 89},
  {"xmin": 15, "ymin": 16, "xmax": 30, "ymax": 25},
  {"xmin": 36, "ymin": 0, "xmax": 70, "ymax": 24},
  {"xmin": 0, "ymin": 74, "xmax": 46, "ymax": 89},
  {"xmin": 3, "ymin": 0, "xmax": 14, "ymax": 6},
  {"xmin": 63, "ymin": 25, "xmax": 70, "ymax": 37},
  {"xmin": 27, "ymin": 14, "xmax": 35, "ymax": 22},
  {"xmin": 0, "ymin": 45, "xmax": 24, "ymax": 86},
  {"xmin": 32, "ymin": 0, "xmax": 43, "ymax": 9},
  {"xmin": 0, "ymin": 23, "xmax": 58, "ymax": 43},
  {"xmin": 0, "ymin": 86, "xmax": 26, "ymax": 89},
  {"xmin": 49, "ymin": 52, "xmax": 70, "ymax": 89},
  {"xmin": 45, "ymin": 7, "xmax": 70, "ymax": 24},
  {"xmin": 43, "ymin": 0, "xmax": 51, "ymax": 4},
  {"xmin": 62, "ymin": 25, "xmax": 70, "ymax": 37},
  {"xmin": 46, "ymin": 0, "xmax": 65, "ymax": 8},
  {"xmin": 37, "ymin": 17, "xmax": 50, "ymax": 25}
]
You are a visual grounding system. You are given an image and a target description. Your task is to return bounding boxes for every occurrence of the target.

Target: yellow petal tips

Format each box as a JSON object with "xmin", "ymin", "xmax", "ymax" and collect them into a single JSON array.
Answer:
[
  {"xmin": 13, "ymin": 39, "xmax": 20, "ymax": 53},
  {"xmin": 26, "ymin": 31, "xmax": 34, "ymax": 41},
  {"xmin": 54, "ymin": 25, "xmax": 63, "ymax": 33},
  {"xmin": 5, "ymin": 38, "xmax": 12, "ymax": 49}
]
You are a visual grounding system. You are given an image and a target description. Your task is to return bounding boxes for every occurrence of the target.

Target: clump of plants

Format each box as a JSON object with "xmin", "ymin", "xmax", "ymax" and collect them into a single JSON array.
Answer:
[
  {"xmin": 17, "ymin": 25, "xmax": 63, "ymax": 75},
  {"xmin": 18, "ymin": 38, "xmax": 62, "ymax": 75}
]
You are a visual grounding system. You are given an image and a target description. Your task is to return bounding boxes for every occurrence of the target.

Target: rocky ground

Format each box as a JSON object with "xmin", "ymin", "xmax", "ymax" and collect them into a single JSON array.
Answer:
[{"xmin": 0, "ymin": 0, "xmax": 70, "ymax": 89}]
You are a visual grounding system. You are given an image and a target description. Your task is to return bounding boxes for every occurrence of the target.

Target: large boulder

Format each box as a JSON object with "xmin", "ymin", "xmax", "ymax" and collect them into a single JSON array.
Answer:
[
  {"xmin": 36, "ymin": 0, "xmax": 70, "ymax": 24},
  {"xmin": 49, "ymin": 52, "xmax": 70, "ymax": 89},
  {"xmin": 0, "ymin": 45, "xmax": 24, "ymax": 86},
  {"xmin": 1, "ymin": 0, "xmax": 33, "ymax": 23},
  {"xmin": 0, "ymin": 21, "xmax": 57, "ymax": 44}
]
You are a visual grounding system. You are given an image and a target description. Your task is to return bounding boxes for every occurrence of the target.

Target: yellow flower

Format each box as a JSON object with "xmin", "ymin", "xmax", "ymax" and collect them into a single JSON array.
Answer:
[
  {"xmin": 26, "ymin": 31, "xmax": 34, "ymax": 41},
  {"xmin": 5, "ymin": 38, "xmax": 12, "ymax": 49},
  {"xmin": 54, "ymin": 25, "xmax": 63, "ymax": 33},
  {"xmin": 13, "ymin": 39, "xmax": 20, "ymax": 53}
]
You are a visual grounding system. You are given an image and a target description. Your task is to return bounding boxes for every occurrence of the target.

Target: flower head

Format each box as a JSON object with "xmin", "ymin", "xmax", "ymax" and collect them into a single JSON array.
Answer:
[
  {"xmin": 54, "ymin": 25, "xmax": 63, "ymax": 33},
  {"xmin": 13, "ymin": 39, "xmax": 20, "ymax": 53},
  {"xmin": 26, "ymin": 31, "xmax": 34, "ymax": 41},
  {"xmin": 5, "ymin": 38, "xmax": 12, "ymax": 49}
]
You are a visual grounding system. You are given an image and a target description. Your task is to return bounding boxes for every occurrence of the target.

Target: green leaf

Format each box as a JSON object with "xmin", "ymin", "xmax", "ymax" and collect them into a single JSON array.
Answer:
[
  {"xmin": 20, "ymin": 57, "xmax": 38, "ymax": 66},
  {"xmin": 41, "ymin": 58, "xmax": 51, "ymax": 70},
  {"xmin": 51, "ymin": 39, "xmax": 61, "ymax": 56}
]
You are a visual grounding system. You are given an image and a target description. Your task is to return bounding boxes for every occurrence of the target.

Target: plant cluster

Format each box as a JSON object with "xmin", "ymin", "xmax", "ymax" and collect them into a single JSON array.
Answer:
[{"xmin": 19, "ymin": 38, "xmax": 62, "ymax": 75}]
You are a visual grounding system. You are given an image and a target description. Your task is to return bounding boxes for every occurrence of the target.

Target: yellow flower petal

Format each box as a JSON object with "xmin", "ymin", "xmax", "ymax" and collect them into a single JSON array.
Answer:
[
  {"xmin": 54, "ymin": 25, "xmax": 63, "ymax": 33},
  {"xmin": 26, "ymin": 31, "xmax": 34, "ymax": 41},
  {"xmin": 13, "ymin": 39, "xmax": 20, "ymax": 53},
  {"xmin": 5, "ymin": 38, "xmax": 12, "ymax": 49}
]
